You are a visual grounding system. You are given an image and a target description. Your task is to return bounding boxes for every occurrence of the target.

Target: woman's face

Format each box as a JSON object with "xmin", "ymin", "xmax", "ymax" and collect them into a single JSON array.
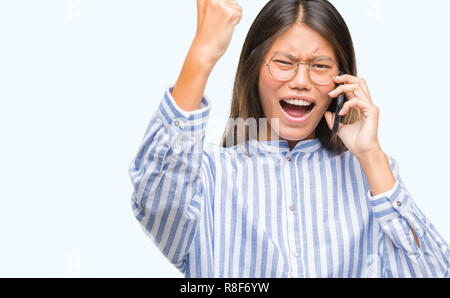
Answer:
[{"xmin": 258, "ymin": 23, "xmax": 338, "ymax": 145}]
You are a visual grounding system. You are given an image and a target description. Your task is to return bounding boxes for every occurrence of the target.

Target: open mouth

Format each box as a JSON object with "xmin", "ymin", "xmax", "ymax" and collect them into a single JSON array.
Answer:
[{"xmin": 279, "ymin": 99, "xmax": 316, "ymax": 119}]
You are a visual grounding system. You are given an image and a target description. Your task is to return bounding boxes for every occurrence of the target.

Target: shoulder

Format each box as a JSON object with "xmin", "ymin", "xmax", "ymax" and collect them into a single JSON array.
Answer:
[
  {"xmin": 201, "ymin": 140, "xmax": 242, "ymax": 174},
  {"xmin": 204, "ymin": 140, "xmax": 248, "ymax": 157}
]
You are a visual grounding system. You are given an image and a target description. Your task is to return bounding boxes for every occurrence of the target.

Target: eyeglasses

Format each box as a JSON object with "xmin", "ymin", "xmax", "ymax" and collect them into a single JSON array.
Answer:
[{"xmin": 264, "ymin": 53, "xmax": 340, "ymax": 86}]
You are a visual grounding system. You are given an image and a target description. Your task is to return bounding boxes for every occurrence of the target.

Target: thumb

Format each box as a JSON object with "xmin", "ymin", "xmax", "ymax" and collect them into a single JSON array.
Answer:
[{"xmin": 324, "ymin": 111, "xmax": 335, "ymax": 131}]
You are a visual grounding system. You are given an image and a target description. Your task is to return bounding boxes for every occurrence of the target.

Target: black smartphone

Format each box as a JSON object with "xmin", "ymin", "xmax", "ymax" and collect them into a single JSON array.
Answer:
[{"xmin": 327, "ymin": 70, "xmax": 346, "ymax": 135}]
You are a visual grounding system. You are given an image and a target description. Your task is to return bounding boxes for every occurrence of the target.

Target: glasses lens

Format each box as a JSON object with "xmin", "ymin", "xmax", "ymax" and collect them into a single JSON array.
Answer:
[
  {"xmin": 309, "ymin": 57, "xmax": 339, "ymax": 85},
  {"xmin": 268, "ymin": 55, "xmax": 339, "ymax": 85},
  {"xmin": 269, "ymin": 55, "xmax": 297, "ymax": 81}
]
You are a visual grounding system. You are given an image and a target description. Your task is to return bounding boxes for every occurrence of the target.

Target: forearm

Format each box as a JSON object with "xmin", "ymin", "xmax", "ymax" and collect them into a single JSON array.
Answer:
[
  {"xmin": 130, "ymin": 76, "xmax": 213, "ymax": 267},
  {"xmin": 356, "ymin": 148, "xmax": 396, "ymax": 197},
  {"xmin": 171, "ymin": 41, "xmax": 216, "ymax": 112},
  {"xmin": 358, "ymin": 149, "xmax": 420, "ymax": 248}
]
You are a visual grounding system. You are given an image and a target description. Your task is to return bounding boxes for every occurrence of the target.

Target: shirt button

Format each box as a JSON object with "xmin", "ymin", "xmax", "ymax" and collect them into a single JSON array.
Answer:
[
  {"xmin": 289, "ymin": 206, "xmax": 295, "ymax": 212},
  {"xmin": 287, "ymin": 156, "xmax": 292, "ymax": 162},
  {"xmin": 174, "ymin": 119, "xmax": 180, "ymax": 127},
  {"xmin": 396, "ymin": 201, "xmax": 402, "ymax": 207}
]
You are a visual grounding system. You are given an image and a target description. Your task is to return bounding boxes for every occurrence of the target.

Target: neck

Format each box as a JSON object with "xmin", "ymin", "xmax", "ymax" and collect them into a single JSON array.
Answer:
[{"xmin": 266, "ymin": 125, "xmax": 316, "ymax": 151}]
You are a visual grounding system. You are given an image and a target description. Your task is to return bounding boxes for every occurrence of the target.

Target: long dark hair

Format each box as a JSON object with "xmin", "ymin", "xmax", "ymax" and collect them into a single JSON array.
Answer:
[{"xmin": 220, "ymin": 0, "xmax": 359, "ymax": 156}]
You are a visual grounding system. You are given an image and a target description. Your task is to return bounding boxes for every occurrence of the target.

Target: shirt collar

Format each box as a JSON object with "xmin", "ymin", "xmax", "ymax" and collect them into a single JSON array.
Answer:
[{"xmin": 243, "ymin": 138, "xmax": 323, "ymax": 155}]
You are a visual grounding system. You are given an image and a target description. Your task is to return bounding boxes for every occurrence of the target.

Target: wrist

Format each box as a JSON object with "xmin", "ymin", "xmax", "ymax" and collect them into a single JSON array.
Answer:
[
  {"xmin": 355, "ymin": 145, "xmax": 384, "ymax": 163},
  {"xmin": 190, "ymin": 38, "xmax": 221, "ymax": 69},
  {"xmin": 356, "ymin": 147, "xmax": 396, "ymax": 197},
  {"xmin": 171, "ymin": 41, "xmax": 216, "ymax": 113}
]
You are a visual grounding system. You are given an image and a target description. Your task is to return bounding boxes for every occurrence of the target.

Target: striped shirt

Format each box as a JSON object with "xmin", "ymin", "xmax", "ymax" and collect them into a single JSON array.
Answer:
[{"xmin": 128, "ymin": 83, "xmax": 450, "ymax": 278}]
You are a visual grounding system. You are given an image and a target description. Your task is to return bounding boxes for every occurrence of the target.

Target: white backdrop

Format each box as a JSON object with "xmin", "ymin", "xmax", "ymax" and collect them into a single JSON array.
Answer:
[{"xmin": 0, "ymin": 0, "xmax": 448, "ymax": 277}]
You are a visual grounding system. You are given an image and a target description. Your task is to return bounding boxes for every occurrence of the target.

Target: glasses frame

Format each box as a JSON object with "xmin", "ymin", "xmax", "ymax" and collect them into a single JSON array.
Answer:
[{"xmin": 264, "ymin": 53, "xmax": 340, "ymax": 86}]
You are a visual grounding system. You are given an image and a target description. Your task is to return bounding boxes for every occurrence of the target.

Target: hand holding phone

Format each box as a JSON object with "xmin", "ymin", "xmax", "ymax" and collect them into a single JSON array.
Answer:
[{"xmin": 330, "ymin": 70, "xmax": 346, "ymax": 135}]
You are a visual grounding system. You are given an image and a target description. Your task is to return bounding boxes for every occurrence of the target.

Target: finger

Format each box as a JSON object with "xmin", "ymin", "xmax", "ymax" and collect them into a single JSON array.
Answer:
[
  {"xmin": 229, "ymin": 7, "xmax": 243, "ymax": 25},
  {"xmin": 228, "ymin": 1, "xmax": 243, "ymax": 15},
  {"xmin": 197, "ymin": 0, "xmax": 206, "ymax": 26},
  {"xmin": 338, "ymin": 97, "xmax": 376, "ymax": 117},
  {"xmin": 324, "ymin": 111, "xmax": 336, "ymax": 130},
  {"xmin": 324, "ymin": 110, "xmax": 345, "ymax": 133},
  {"xmin": 223, "ymin": 0, "xmax": 243, "ymax": 24},
  {"xmin": 229, "ymin": 2, "xmax": 242, "ymax": 11},
  {"xmin": 329, "ymin": 83, "xmax": 372, "ymax": 104},
  {"xmin": 328, "ymin": 83, "xmax": 359, "ymax": 99},
  {"xmin": 224, "ymin": 0, "xmax": 241, "ymax": 8},
  {"xmin": 333, "ymin": 75, "xmax": 371, "ymax": 101}
]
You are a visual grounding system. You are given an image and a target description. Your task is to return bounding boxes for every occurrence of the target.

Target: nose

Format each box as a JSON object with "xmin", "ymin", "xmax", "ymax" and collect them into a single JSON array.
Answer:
[{"xmin": 288, "ymin": 63, "xmax": 312, "ymax": 89}]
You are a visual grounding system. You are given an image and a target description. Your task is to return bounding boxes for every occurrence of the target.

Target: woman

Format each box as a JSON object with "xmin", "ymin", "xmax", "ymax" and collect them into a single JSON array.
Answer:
[{"xmin": 129, "ymin": 0, "xmax": 449, "ymax": 277}]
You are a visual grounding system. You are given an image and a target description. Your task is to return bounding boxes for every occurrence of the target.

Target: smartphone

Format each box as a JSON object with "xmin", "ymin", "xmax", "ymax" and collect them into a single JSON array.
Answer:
[{"xmin": 327, "ymin": 70, "xmax": 346, "ymax": 135}]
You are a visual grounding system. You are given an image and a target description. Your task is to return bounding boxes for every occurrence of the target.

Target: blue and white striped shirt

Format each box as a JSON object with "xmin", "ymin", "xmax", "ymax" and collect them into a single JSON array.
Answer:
[{"xmin": 129, "ymin": 83, "xmax": 450, "ymax": 278}]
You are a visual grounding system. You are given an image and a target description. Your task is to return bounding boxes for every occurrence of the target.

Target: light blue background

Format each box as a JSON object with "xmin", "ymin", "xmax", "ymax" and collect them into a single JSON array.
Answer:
[{"xmin": 0, "ymin": 0, "xmax": 448, "ymax": 277}]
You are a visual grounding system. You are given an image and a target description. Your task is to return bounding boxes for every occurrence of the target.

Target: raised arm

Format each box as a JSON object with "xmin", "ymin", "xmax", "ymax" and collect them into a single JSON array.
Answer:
[
  {"xmin": 172, "ymin": 0, "xmax": 243, "ymax": 112},
  {"xmin": 128, "ymin": 0, "xmax": 242, "ymax": 273}
]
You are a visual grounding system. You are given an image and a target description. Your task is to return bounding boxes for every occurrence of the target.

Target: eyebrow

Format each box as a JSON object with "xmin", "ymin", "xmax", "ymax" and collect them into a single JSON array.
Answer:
[{"xmin": 273, "ymin": 51, "xmax": 333, "ymax": 61}]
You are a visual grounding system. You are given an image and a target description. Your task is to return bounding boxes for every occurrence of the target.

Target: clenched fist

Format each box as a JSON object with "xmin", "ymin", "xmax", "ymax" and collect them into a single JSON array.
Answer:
[{"xmin": 193, "ymin": 0, "xmax": 243, "ymax": 65}]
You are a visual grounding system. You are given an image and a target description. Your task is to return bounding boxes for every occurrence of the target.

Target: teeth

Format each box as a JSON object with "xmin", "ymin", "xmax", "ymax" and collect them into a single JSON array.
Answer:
[{"xmin": 282, "ymin": 98, "xmax": 313, "ymax": 107}]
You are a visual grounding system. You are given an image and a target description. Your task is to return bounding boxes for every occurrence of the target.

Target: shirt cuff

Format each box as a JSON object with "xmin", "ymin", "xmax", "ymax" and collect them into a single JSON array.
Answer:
[
  {"xmin": 157, "ymin": 82, "xmax": 211, "ymax": 138},
  {"xmin": 367, "ymin": 178, "xmax": 411, "ymax": 223}
]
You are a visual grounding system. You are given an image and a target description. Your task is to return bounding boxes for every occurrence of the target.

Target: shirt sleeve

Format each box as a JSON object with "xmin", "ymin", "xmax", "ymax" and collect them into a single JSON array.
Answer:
[
  {"xmin": 367, "ymin": 154, "xmax": 450, "ymax": 277},
  {"xmin": 128, "ymin": 82, "xmax": 213, "ymax": 273}
]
